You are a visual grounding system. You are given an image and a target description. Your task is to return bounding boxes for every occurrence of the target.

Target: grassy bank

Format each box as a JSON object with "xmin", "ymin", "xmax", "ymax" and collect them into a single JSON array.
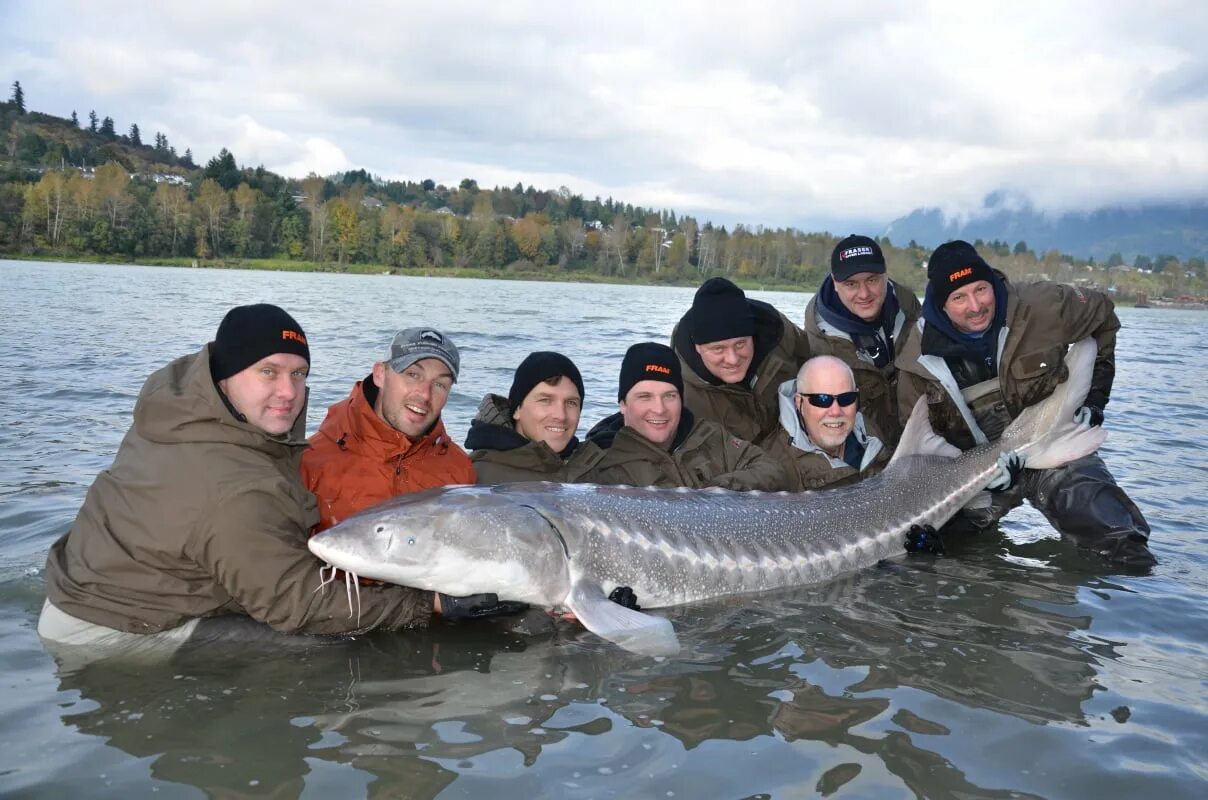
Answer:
[{"xmin": 0, "ymin": 252, "xmax": 816, "ymax": 293}]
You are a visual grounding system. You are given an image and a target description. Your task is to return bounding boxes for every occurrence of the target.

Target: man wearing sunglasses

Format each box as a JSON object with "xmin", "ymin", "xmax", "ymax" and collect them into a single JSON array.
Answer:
[
  {"xmin": 802, "ymin": 234, "xmax": 921, "ymax": 445},
  {"xmin": 767, "ymin": 356, "xmax": 891, "ymax": 490},
  {"xmin": 896, "ymin": 240, "xmax": 1155, "ymax": 567}
]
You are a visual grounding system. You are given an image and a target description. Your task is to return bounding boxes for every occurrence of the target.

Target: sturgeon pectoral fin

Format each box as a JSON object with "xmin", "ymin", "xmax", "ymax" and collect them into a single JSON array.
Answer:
[{"xmin": 565, "ymin": 582, "xmax": 680, "ymax": 657}]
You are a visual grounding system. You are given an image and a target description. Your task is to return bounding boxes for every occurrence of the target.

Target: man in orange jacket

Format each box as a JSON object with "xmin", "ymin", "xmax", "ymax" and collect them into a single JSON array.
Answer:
[{"xmin": 303, "ymin": 327, "xmax": 518, "ymax": 618}]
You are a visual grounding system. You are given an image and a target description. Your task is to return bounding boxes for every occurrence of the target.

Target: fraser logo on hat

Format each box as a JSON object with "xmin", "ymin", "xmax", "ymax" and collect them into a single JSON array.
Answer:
[
  {"xmin": 926, "ymin": 240, "xmax": 996, "ymax": 308},
  {"xmin": 948, "ymin": 267, "xmax": 974, "ymax": 283},
  {"xmin": 830, "ymin": 234, "xmax": 886, "ymax": 281},
  {"xmin": 839, "ymin": 245, "xmax": 875, "ymax": 260},
  {"xmin": 645, "ymin": 364, "xmax": 672, "ymax": 376},
  {"xmin": 282, "ymin": 329, "xmax": 308, "ymax": 345}
]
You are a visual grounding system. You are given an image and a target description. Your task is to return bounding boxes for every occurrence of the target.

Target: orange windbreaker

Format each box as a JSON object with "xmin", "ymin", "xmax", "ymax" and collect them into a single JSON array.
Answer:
[{"xmin": 301, "ymin": 375, "xmax": 476, "ymax": 532}]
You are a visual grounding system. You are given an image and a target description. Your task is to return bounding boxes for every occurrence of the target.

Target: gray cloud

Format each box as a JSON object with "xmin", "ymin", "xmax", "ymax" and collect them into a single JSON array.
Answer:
[{"xmin": 3, "ymin": 1, "xmax": 1207, "ymax": 230}]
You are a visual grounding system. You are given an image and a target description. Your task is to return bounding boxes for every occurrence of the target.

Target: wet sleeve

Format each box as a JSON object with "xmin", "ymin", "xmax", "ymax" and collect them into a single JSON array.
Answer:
[
  {"xmin": 708, "ymin": 435, "xmax": 792, "ymax": 492},
  {"xmin": 193, "ymin": 486, "xmax": 433, "ymax": 635},
  {"xmin": 1056, "ymin": 285, "xmax": 1119, "ymax": 408}
]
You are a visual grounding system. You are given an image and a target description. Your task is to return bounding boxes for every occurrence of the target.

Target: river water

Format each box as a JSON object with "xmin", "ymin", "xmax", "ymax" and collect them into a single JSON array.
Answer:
[{"xmin": 1, "ymin": 259, "xmax": 1205, "ymax": 799}]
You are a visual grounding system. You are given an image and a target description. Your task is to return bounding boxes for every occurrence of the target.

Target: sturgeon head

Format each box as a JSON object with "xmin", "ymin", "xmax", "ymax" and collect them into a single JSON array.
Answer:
[{"xmin": 308, "ymin": 484, "xmax": 572, "ymax": 607}]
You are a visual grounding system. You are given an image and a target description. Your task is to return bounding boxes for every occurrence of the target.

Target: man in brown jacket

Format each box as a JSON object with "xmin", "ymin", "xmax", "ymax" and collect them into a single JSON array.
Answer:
[
  {"xmin": 465, "ymin": 351, "xmax": 602, "ymax": 484},
  {"xmin": 671, "ymin": 277, "xmax": 811, "ymax": 449},
  {"xmin": 803, "ymin": 234, "xmax": 921, "ymax": 444},
  {"xmin": 583, "ymin": 342, "xmax": 790, "ymax": 491},
  {"xmin": 766, "ymin": 356, "xmax": 891, "ymax": 491},
  {"xmin": 39, "ymin": 305, "xmax": 433, "ymax": 659},
  {"xmin": 896, "ymin": 240, "xmax": 1155, "ymax": 566}
]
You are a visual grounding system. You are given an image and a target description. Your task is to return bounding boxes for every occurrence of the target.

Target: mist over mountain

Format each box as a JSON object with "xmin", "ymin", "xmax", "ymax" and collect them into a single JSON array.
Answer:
[{"xmin": 882, "ymin": 191, "xmax": 1208, "ymax": 261}]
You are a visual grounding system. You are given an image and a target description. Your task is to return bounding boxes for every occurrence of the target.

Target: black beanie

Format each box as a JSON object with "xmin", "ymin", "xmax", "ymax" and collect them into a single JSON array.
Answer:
[
  {"xmin": 618, "ymin": 342, "xmax": 683, "ymax": 401},
  {"xmin": 210, "ymin": 304, "xmax": 310, "ymax": 382},
  {"xmin": 831, "ymin": 234, "xmax": 886, "ymax": 281},
  {"xmin": 926, "ymin": 240, "xmax": 996, "ymax": 308},
  {"xmin": 690, "ymin": 277, "xmax": 754, "ymax": 344},
  {"xmin": 508, "ymin": 351, "xmax": 585, "ymax": 409}
]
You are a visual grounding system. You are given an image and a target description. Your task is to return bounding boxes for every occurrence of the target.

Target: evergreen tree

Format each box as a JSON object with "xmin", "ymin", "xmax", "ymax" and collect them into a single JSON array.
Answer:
[
  {"xmin": 128, "ymin": 123, "xmax": 142, "ymax": 147},
  {"xmin": 182, "ymin": 148, "xmax": 195, "ymax": 168},
  {"xmin": 71, "ymin": 110, "xmax": 79, "ymax": 128},
  {"xmin": 9, "ymin": 81, "xmax": 24, "ymax": 114},
  {"xmin": 100, "ymin": 116, "xmax": 116, "ymax": 139},
  {"xmin": 88, "ymin": 110, "xmax": 98, "ymax": 133}
]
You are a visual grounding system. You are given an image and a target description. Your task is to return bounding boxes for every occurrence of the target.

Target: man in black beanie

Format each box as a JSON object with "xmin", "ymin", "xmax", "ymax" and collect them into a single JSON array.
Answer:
[
  {"xmin": 40, "ymin": 304, "xmax": 438, "ymax": 662},
  {"xmin": 802, "ymin": 234, "xmax": 921, "ymax": 444},
  {"xmin": 583, "ymin": 342, "xmax": 789, "ymax": 491},
  {"xmin": 895, "ymin": 240, "xmax": 1155, "ymax": 567},
  {"xmin": 670, "ymin": 277, "xmax": 812, "ymax": 450},
  {"xmin": 465, "ymin": 351, "xmax": 603, "ymax": 484}
]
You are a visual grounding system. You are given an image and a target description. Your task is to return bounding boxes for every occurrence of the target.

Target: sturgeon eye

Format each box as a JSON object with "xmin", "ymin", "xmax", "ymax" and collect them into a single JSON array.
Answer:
[
  {"xmin": 407, "ymin": 537, "xmax": 416, "ymax": 546},
  {"xmin": 375, "ymin": 525, "xmax": 386, "ymax": 534}
]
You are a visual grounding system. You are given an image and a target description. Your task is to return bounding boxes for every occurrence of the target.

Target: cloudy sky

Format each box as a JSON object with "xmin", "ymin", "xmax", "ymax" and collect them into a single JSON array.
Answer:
[{"xmin": 3, "ymin": 1, "xmax": 1206, "ymax": 233}]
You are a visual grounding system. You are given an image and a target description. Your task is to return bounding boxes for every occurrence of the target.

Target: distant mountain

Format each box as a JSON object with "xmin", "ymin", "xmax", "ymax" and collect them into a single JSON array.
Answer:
[{"xmin": 882, "ymin": 191, "xmax": 1208, "ymax": 261}]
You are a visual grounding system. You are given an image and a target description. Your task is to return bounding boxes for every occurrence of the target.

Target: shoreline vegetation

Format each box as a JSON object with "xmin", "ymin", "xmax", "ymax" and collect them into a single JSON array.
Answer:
[
  {"xmin": 2, "ymin": 83, "xmax": 1204, "ymax": 304},
  {"xmin": 0, "ymin": 252, "xmax": 817, "ymax": 293}
]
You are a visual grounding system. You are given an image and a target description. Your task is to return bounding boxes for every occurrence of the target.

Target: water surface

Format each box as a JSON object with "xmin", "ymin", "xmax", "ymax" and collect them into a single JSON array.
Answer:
[{"xmin": 1, "ymin": 259, "xmax": 1205, "ymax": 799}]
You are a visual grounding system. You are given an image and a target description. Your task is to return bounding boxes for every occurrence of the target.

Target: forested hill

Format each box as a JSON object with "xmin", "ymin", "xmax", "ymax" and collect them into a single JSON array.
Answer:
[{"xmin": 1, "ymin": 82, "xmax": 1204, "ymax": 301}]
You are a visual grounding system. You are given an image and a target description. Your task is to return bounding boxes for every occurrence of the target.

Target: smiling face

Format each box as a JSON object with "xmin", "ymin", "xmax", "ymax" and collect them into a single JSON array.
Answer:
[
  {"xmin": 834, "ymin": 270, "xmax": 888, "ymax": 322},
  {"xmin": 795, "ymin": 357, "xmax": 858, "ymax": 459},
  {"xmin": 943, "ymin": 279, "xmax": 996, "ymax": 334},
  {"xmin": 218, "ymin": 353, "xmax": 309, "ymax": 436},
  {"xmin": 620, "ymin": 379, "xmax": 682, "ymax": 448},
  {"xmin": 372, "ymin": 357, "xmax": 453, "ymax": 440},
  {"xmin": 513, "ymin": 376, "xmax": 582, "ymax": 453},
  {"xmin": 694, "ymin": 335, "xmax": 754, "ymax": 384}
]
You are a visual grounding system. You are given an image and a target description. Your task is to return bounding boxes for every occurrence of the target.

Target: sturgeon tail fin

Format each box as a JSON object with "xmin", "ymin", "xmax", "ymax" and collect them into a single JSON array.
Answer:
[{"xmin": 1004, "ymin": 338, "xmax": 1107, "ymax": 470}]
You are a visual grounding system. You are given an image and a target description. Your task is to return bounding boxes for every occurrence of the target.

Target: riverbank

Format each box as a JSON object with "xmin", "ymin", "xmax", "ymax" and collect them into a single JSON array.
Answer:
[{"xmin": 0, "ymin": 252, "xmax": 817, "ymax": 294}]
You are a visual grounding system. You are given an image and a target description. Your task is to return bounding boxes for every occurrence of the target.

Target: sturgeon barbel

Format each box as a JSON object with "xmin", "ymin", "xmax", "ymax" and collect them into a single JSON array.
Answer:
[{"xmin": 310, "ymin": 339, "xmax": 1106, "ymax": 655}]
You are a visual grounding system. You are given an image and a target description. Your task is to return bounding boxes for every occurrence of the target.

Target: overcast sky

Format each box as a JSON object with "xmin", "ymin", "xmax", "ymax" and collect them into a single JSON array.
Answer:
[{"xmin": 3, "ymin": 1, "xmax": 1206, "ymax": 233}]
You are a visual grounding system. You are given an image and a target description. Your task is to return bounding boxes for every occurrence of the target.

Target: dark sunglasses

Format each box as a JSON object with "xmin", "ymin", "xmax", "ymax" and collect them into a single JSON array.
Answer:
[{"xmin": 797, "ymin": 391, "xmax": 859, "ymax": 409}]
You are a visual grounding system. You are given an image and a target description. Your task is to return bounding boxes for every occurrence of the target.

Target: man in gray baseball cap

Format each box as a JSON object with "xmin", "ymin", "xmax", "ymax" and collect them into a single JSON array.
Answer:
[{"xmin": 303, "ymin": 327, "xmax": 524, "ymax": 620}]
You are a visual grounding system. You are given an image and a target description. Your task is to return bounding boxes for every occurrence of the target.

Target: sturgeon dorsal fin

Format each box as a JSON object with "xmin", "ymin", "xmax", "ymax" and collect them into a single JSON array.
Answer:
[{"xmin": 888, "ymin": 398, "xmax": 962, "ymax": 465}]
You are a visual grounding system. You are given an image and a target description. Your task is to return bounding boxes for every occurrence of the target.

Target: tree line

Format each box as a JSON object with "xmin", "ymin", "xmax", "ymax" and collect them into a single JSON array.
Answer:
[{"xmin": 2, "ymin": 81, "xmax": 1204, "ymax": 300}]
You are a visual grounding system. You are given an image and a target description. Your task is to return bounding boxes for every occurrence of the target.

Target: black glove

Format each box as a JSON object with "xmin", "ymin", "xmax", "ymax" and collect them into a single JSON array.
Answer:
[
  {"xmin": 1075, "ymin": 405, "xmax": 1104, "ymax": 427},
  {"xmin": 986, "ymin": 451, "xmax": 1024, "ymax": 493},
  {"xmin": 905, "ymin": 524, "xmax": 945, "ymax": 555},
  {"xmin": 438, "ymin": 593, "xmax": 528, "ymax": 619},
  {"xmin": 608, "ymin": 586, "xmax": 641, "ymax": 611}
]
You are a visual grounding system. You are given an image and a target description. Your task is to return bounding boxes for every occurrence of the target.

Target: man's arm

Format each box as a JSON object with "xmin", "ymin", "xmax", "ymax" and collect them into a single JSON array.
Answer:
[
  {"xmin": 193, "ymin": 486, "xmax": 433, "ymax": 635},
  {"xmin": 1053, "ymin": 284, "xmax": 1119, "ymax": 410},
  {"xmin": 708, "ymin": 432, "xmax": 792, "ymax": 492}
]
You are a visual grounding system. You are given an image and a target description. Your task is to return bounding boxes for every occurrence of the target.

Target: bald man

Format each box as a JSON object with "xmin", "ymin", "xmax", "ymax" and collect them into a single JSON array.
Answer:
[{"xmin": 766, "ymin": 355, "xmax": 891, "ymax": 490}]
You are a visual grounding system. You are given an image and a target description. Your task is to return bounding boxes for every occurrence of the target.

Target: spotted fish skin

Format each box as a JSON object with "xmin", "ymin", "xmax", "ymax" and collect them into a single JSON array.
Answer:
[{"xmin": 309, "ymin": 340, "xmax": 1104, "ymax": 651}]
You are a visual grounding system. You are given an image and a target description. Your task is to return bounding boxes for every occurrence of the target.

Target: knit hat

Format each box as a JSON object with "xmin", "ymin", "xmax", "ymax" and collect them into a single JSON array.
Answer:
[
  {"xmin": 508, "ymin": 351, "xmax": 585, "ymax": 409},
  {"xmin": 210, "ymin": 304, "xmax": 310, "ymax": 382},
  {"xmin": 926, "ymin": 240, "xmax": 996, "ymax": 308},
  {"xmin": 831, "ymin": 234, "xmax": 886, "ymax": 281},
  {"xmin": 386, "ymin": 327, "xmax": 460, "ymax": 381},
  {"xmin": 690, "ymin": 277, "xmax": 754, "ymax": 344},
  {"xmin": 618, "ymin": 342, "xmax": 683, "ymax": 401}
]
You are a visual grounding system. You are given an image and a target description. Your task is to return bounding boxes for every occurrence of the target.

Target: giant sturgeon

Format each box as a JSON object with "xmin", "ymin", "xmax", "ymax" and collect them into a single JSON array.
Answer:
[{"xmin": 310, "ymin": 339, "xmax": 1106, "ymax": 656}]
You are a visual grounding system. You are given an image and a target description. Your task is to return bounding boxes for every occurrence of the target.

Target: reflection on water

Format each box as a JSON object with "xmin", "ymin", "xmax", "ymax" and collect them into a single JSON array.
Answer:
[{"xmin": 2, "ymin": 261, "xmax": 1208, "ymax": 798}]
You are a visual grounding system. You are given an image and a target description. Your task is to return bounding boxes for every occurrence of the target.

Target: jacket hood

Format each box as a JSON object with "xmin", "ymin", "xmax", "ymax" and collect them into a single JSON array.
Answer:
[
  {"xmin": 135, "ymin": 344, "xmax": 307, "ymax": 453},
  {"xmin": 774, "ymin": 377, "xmax": 880, "ymax": 464},
  {"xmin": 465, "ymin": 393, "xmax": 582, "ymax": 457},
  {"xmin": 586, "ymin": 407, "xmax": 696, "ymax": 452},
  {"xmin": 673, "ymin": 298, "xmax": 785, "ymax": 387},
  {"xmin": 322, "ymin": 373, "xmax": 456, "ymax": 462}
]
